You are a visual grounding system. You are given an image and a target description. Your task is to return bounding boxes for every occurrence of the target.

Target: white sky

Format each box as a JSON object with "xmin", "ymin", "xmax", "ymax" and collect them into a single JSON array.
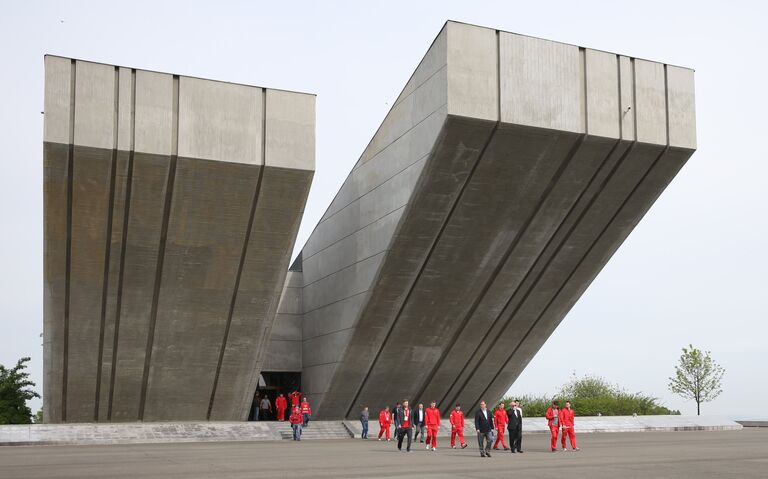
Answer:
[{"xmin": 1, "ymin": 0, "xmax": 766, "ymax": 418}]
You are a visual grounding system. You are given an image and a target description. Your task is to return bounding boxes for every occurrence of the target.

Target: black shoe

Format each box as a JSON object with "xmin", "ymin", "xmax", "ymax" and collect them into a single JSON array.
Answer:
[
  {"xmin": 486, "ymin": 452, "xmax": 492, "ymax": 457},
  {"xmin": 518, "ymin": 450, "xmax": 524, "ymax": 453},
  {"xmin": 480, "ymin": 453, "xmax": 486, "ymax": 458},
  {"xmin": 503, "ymin": 447, "xmax": 510, "ymax": 451},
  {"xmin": 461, "ymin": 444, "xmax": 467, "ymax": 449},
  {"xmin": 510, "ymin": 450, "xmax": 515, "ymax": 453}
]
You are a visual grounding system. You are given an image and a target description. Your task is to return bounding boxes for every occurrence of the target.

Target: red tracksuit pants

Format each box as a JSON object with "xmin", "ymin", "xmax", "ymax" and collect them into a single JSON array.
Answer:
[
  {"xmin": 277, "ymin": 408, "xmax": 286, "ymax": 421},
  {"xmin": 425, "ymin": 427, "xmax": 439, "ymax": 448},
  {"xmin": 549, "ymin": 425, "xmax": 560, "ymax": 450},
  {"xmin": 378, "ymin": 425, "xmax": 390, "ymax": 440},
  {"xmin": 451, "ymin": 428, "xmax": 465, "ymax": 447},
  {"xmin": 493, "ymin": 427, "xmax": 508, "ymax": 449},
  {"xmin": 561, "ymin": 426, "xmax": 577, "ymax": 449}
]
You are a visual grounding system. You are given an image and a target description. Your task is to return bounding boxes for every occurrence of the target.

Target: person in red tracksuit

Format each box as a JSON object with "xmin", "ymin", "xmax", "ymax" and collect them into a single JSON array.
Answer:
[
  {"xmin": 449, "ymin": 404, "xmax": 468, "ymax": 449},
  {"xmin": 289, "ymin": 390, "xmax": 302, "ymax": 409},
  {"xmin": 559, "ymin": 401, "xmax": 580, "ymax": 451},
  {"xmin": 275, "ymin": 394, "xmax": 288, "ymax": 421},
  {"xmin": 378, "ymin": 406, "xmax": 392, "ymax": 441},
  {"xmin": 545, "ymin": 400, "xmax": 561, "ymax": 452},
  {"xmin": 424, "ymin": 401, "xmax": 441, "ymax": 451},
  {"xmin": 493, "ymin": 402, "xmax": 509, "ymax": 450}
]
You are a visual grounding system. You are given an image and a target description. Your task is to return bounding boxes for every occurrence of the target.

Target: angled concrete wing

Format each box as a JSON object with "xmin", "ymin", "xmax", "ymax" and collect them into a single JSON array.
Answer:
[
  {"xmin": 292, "ymin": 21, "xmax": 696, "ymax": 419},
  {"xmin": 43, "ymin": 57, "xmax": 314, "ymax": 422}
]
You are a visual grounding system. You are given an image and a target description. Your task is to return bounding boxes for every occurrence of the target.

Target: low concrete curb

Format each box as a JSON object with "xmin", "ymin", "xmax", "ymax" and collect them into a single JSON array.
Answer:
[{"xmin": 0, "ymin": 416, "xmax": 741, "ymax": 447}]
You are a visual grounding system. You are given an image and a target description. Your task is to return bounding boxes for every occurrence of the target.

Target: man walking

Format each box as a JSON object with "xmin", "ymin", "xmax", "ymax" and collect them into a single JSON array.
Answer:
[
  {"xmin": 275, "ymin": 393, "xmax": 288, "ymax": 422},
  {"xmin": 449, "ymin": 404, "xmax": 468, "ymax": 449},
  {"xmin": 396, "ymin": 400, "xmax": 413, "ymax": 452},
  {"xmin": 392, "ymin": 402, "xmax": 402, "ymax": 433},
  {"xmin": 413, "ymin": 403, "xmax": 426, "ymax": 443},
  {"xmin": 259, "ymin": 394, "xmax": 272, "ymax": 421},
  {"xmin": 289, "ymin": 390, "xmax": 301, "ymax": 409},
  {"xmin": 360, "ymin": 406, "xmax": 370, "ymax": 439},
  {"xmin": 425, "ymin": 401, "xmax": 441, "ymax": 451},
  {"xmin": 289, "ymin": 405, "xmax": 303, "ymax": 441},
  {"xmin": 475, "ymin": 400, "xmax": 495, "ymax": 458},
  {"xmin": 545, "ymin": 400, "xmax": 561, "ymax": 452},
  {"xmin": 300, "ymin": 397, "xmax": 312, "ymax": 427},
  {"xmin": 507, "ymin": 400, "xmax": 523, "ymax": 453},
  {"xmin": 378, "ymin": 406, "xmax": 392, "ymax": 441},
  {"xmin": 492, "ymin": 402, "xmax": 509, "ymax": 450},
  {"xmin": 559, "ymin": 401, "xmax": 580, "ymax": 451}
]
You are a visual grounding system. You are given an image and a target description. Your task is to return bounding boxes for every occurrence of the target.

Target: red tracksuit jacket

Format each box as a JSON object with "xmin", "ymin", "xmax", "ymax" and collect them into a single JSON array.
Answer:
[
  {"xmin": 449, "ymin": 410, "xmax": 464, "ymax": 429},
  {"xmin": 559, "ymin": 408, "xmax": 575, "ymax": 427},
  {"xmin": 545, "ymin": 407, "xmax": 560, "ymax": 428},
  {"xmin": 289, "ymin": 392, "xmax": 301, "ymax": 407},
  {"xmin": 289, "ymin": 411, "xmax": 302, "ymax": 424},
  {"xmin": 275, "ymin": 396, "xmax": 287, "ymax": 411},
  {"xmin": 425, "ymin": 407, "xmax": 441, "ymax": 428},
  {"xmin": 379, "ymin": 410, "xmax": 391, "ymax": 426},
  {"xmin": 301, "ymin": 402, "xmax": 312, "ymax": 415}
]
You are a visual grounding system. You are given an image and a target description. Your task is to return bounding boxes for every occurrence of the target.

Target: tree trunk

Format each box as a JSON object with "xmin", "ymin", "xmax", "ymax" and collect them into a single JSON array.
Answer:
[{"xmin": 697, "ymin": 401, "xmax": 700, "ymax": 416}]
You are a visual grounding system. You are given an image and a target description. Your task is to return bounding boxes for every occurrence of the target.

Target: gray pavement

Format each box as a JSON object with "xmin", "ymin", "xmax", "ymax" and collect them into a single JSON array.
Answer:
[{"xmin": 2, "ymin": 429, "xmax": 766, "ymax": 478}]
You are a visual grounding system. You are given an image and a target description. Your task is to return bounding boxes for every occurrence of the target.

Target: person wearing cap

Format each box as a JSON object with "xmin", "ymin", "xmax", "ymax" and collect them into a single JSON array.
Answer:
[
  {"xmin": 559, "ymin": 401, "xmax": 580, "ymax": 451},
  {"xmin": 492, "ymin": 402, "xmax": 509, "ymax": 450},
  {"xmin": 449, "ymin": 404, "xmax": 468, "ymax": 449},
  {"xmin": 289, "ymin": 405, "xmax": 303, "ymax": 441},
  {"xmin": 545, "ymin": 400, "xmax": 561, "ymax": 452},
  {"xmin": 424, "ymin": 401, "xmax": 441, "ymax": 451},
  {"xmin": 275, "ymin": 393, "xmax": 288, "ymax": 422}
]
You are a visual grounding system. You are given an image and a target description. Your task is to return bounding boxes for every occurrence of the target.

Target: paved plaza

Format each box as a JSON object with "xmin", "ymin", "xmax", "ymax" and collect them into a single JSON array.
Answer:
[{"xmin": 2, "ymin": 429, "xmax": 766, "ymax": 478}]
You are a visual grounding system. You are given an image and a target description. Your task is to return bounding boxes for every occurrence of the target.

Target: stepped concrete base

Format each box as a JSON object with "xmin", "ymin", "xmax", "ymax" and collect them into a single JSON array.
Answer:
[
  {"xmin": 344, "ymin": 415, "xmax": 742, "ymax": 438},
  {"xmin": 0, "ymin": 416, "xmax": 739, "ymax": 446}
]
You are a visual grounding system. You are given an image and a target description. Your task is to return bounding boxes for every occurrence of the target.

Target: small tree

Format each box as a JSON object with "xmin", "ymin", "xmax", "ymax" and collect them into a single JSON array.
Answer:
[
  {"xmin": 0, "ymin": 357, "xmax": 40, "ymax": 424},
  {"xmin": 668, "ymin": 345, "xmax": 725, "ymax": 415}
]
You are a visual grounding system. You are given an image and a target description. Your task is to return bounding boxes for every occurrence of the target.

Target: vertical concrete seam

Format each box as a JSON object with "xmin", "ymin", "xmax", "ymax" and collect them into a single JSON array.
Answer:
[
  {"xmin": 138, "ymin": 74, "xmax": 180, "ymax": 420},
  {"xmin": 617, "ymin": 55, "xmax": 623, "ymax": 139},
  {"xmin": 108, "ymin": 68, "xmax": 136, "ymax": 420},
  {"xmin": 343, "ymin": 120, "xmax": 500, "ymax": 418},
  {"xmin": 94, "ymin": 66, "xmax": 120, "ymax": 420},
  {"xmin": 663, "ymin": 64, "xmax": 670, "ymax": 146},
  {"xmin": 631, "ymin": 58, "xmax": 638, "ymax": 140},
  {"xmin": 61, "ymin": 59, "xmax": 76, "ymax": 422},
  {"xmin": 580, "ymin": 48, "xmax": 588, "ymax": 134},
  {"xmin": 207, "ymin": 87, "xmax": 267, "ymax": 420}
]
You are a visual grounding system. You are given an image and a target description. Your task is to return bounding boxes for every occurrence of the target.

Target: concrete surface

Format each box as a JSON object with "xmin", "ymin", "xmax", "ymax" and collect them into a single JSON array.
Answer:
[
  {"xmin": 288, "ymin": 20, "xmax": 696, "ymax": 419},
  {"xmin": 2, "ymin": 430, "xmax": 765, "ymax": 478},
  {"xmin": 43, "ymin": 56, "xmax": 314, "ymax": 423}
]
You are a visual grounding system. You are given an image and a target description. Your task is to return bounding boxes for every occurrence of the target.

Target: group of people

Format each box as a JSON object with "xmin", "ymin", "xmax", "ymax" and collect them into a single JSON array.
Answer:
[
  {"xmin": 254, "ymin": 390, "xmax": 313, "ymax": 441},
  {"xmin": 361, "ymin": 399, "xmax": 578, "ymax": 457}
]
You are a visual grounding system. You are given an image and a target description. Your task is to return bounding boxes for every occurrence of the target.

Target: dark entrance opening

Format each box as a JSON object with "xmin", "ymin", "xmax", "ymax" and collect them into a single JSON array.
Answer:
[{"xmin": 248, "ymin": 371, "xmax": 301, "ymax": 421}]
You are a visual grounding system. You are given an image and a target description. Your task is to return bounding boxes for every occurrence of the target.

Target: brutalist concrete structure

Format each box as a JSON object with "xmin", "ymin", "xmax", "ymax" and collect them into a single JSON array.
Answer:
[
  {"xmin": 44, "ymin": 20, "xmax": 696, "ymax": 423},
  {"xmin": 268, "ymin": 20, "xmax": 696, "ymax": 419},
  {"xmin": 43, "ymin": 57, "xmax": 315, "ymax": 423}
]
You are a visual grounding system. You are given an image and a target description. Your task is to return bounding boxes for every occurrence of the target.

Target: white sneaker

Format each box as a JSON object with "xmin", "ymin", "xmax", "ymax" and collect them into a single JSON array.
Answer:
[
  {"xmin": 432, "ymin": 447, "xmax": 436, "ymax": 451},
  {"xmin": 426, "ymin": 445, "xmax": 430, "ymax": 450},
  {"xmin": 378, "ymin": 438, "xmax": 381, "ymax": 441},
  {"xmin": 452, "ymin": 445, "xmax": 456, "ymax": 449},
  {"xmin": 562, "ymin": 448, "xmax": 567, "ymax": 452}
]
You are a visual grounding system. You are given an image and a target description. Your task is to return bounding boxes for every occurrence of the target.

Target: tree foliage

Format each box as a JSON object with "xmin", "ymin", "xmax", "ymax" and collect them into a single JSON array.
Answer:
[
  {"xmin": 668, "ymin": 344, "xmax": 725, "ymax": 415},
  {"xmin": 0, "ymin": 357, "xmax": 40, "ymax": 425},
  {"xmin": 504, "ymin": 374, "xmax": 680, "ymax": 417}
]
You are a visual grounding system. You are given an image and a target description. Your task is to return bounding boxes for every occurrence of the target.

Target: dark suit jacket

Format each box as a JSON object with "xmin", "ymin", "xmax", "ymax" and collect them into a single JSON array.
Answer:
[
  {"xmin": 507, "ymin": 408, "xmax": 522, "ymax": 430},
  {"xmin": 474, "ymin": 409, "xmax": 495, "ymax": 433},
  {"xmin": 412, "ymin": 408, "xmax": 426, "ymax": 426}
]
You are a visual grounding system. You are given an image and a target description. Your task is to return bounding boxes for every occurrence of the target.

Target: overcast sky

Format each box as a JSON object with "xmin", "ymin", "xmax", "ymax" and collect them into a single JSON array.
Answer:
[{"xmin": 1, "ymin": 0, "xmax": 765, "ymax": 418}]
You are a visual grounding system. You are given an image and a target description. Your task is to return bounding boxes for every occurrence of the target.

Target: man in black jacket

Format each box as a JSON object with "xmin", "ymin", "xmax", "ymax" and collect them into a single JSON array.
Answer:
[
  {"xmin": 395, "ymin": 400, "xmax": 413, "ymax": 452},
  {"xmin": 474, "ymin": 400, "xmax": 494, "ymax": 458},
  {"xmin": 507, "ymin": 400, "xmax": 523, "ymax": 453},
  {"xmin": 412, "ymin": 403, "xmax": 426, "ymax": 443}
]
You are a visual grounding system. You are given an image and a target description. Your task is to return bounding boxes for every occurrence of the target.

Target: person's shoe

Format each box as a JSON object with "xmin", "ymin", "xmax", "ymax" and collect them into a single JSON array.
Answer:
[
  {"xmin": 551, "ymin": 448, "xmax": 557, "ymax": 452},
  {"xmin": 407, "ymin": 449, "xmax": 411, "ymax": 452},
  {"xmin": 486, "ymin": 452, "xmax": 492, "ymax": 457},
  {"xmin": 387, "ymin": 439, "xmax": 391, "ymax": 442},
  {"xmin": 480, "ymin": 453, "xmax": 486, "ymax": 458},
  {"xmin": 398, "ymin": 447, "xmax": 402, "ymax": 451},
  {"xmin": 378, "ymin": 438, "xmax": 381, "ymax": 441},
  {"xmin": 504, "ymin": 447, "xmax": 510, "ymax": 451},
  {"xmin": 452, "ymin": 445, "xmax": 456, "ymax": 449},
  {"xmin": 492, "ymin": 447, "xmax": 498, "ymax": 450},
  {"xmin": 461, "ymin": 444, "xmax": 467, "ymax": 449},
  {"xmin": 426, "ymin": 445, "xmax": 430, "ymax": 450},
  {"xmin": 573, "ymin": 448, "xmax": 580, "ymax": 451},
  {"xmin": 562, "ymin": 448, "xmax": 567, "ymax": 452},
  {"xmin": 517, "ymin": 450, "xmax": 524, "ymax": 453},
  {"xmin": 420, "ymin": 439, "xmax": 424, "ymax": 443},
  {"xmin": 432, "ymin": 447, "xmax": 436, "ymax": 451},
  {"xmin": 510, "ymin": 450, "xmax": 516, "ymax": 453}
]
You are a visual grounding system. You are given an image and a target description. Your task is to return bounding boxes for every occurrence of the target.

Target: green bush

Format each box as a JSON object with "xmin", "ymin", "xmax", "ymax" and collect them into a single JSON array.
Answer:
[{"xmin": 503, "ymin": 374, "xmax": 680, "ymax": 417}]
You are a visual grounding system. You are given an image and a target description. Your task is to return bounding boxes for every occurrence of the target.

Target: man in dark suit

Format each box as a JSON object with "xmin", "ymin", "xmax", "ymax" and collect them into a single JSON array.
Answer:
[
  {"xmin": 474, "ymin": 400, "xmax": 495, "ymax": 458},
  {"xmin": 507, "ymin": 400, "xmax": 523, "ymax": 453}
]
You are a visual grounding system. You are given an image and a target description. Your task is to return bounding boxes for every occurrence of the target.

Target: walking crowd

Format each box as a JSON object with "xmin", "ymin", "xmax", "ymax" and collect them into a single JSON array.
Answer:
[{"xmin": 361, "ymin": 398, "xmax": 580, "ymax": 457}]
